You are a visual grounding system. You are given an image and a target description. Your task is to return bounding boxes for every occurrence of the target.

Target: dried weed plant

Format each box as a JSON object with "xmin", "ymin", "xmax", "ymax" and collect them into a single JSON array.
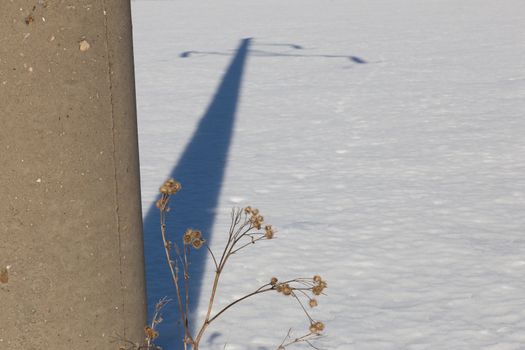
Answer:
[{"xmin": 132, "ymin": 179, "xmax": 326, "ymax": 350}]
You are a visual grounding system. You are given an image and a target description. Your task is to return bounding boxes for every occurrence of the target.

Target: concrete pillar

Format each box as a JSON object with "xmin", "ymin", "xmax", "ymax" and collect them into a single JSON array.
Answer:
[{"xmin": 0, "ymin": 1, "xmax": 146, "ymax": 349}]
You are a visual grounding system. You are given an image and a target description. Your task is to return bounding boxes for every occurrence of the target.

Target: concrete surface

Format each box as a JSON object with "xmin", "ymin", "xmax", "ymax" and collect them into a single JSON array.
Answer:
[{"xmin": 0, "ymin": 1, "xmax": 147, "ymax": 348}]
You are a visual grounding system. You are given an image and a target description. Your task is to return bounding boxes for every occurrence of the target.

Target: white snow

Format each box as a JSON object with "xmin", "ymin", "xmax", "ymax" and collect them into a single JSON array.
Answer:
[{"xmin": 132, "ymin": 0, "xmax": 525, "ymax": 349}]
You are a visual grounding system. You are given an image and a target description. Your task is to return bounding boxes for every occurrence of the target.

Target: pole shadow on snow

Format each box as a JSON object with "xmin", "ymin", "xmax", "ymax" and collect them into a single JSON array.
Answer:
[{"xmin": 143, "ymin": 38, "xmax": 252, "ymax": 349}]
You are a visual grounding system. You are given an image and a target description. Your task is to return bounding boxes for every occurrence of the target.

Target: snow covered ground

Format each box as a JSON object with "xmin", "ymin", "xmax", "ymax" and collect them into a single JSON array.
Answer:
[{"xmin": 131, "ymin": 1, "xmax": 525, "ymax": 349}]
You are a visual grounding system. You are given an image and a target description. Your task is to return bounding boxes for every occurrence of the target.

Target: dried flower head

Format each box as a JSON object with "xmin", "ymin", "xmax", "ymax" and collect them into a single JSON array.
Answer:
[
  {"xmin": 160, "ymin": 178, "xmax": 181, "ymax": 195},
  {"xmin": 312, "ymin": 285, "xmax": 324, "ymax": 296},
  {"xmin": 244, "ymin": 206, "xmax": 252, "ymax": 214},
  {"xmin": 183, "ymin": 231, "xmax": 193, "ymax": 245},
  {"xmin": 311, "ymin": 275, "xmax": 327, "ymax": 295},
  {"xmin": 190, "ymin": 230, "xmax": 202, "ymax": 239},
  {"xmin": 144, "ymin": 326, "xmax": 159, "ymax": 340},
  {"xmin": 309, "ymin": 324, "xmax": 317, "ymax": 334},
  {"xmin": 264, "ymin": 225, "xmax": 274, "ymax": 239},
  {"xmin": 270, "ymin": 277, "xmax": 278, "ymax": 285},
  {"xmin": 309, "ymin": 299, "xmax": 318, "ymax": 308},
  {"xmin": 192, "ymin": 238, "xmax": 205, "ymax": 249},
  {"xmin": 309, "ymin": 321, "xmax": 325, "ymax": 333},
  {"xmin": 282, "ymin": 284, "xmax": 292, "ymax": 296}
]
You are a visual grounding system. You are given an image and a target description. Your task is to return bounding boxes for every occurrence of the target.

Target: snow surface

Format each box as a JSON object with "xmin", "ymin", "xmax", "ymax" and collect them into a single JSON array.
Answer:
[{"xmin": 131, "ymin": 1, "xmax": 525, "ymax": 349}]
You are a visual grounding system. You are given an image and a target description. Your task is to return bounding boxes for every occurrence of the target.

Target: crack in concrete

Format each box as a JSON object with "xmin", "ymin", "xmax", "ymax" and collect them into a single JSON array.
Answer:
[{"xmin": 100, "ymin": 0, "xmax": 126, "ymax": 340}]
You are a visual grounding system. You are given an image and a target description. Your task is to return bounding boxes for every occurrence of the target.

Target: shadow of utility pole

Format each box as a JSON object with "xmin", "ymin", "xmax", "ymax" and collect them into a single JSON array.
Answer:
[{"xmin": 142, "ymin": 38, "xmax": 252, "ymax": 349}]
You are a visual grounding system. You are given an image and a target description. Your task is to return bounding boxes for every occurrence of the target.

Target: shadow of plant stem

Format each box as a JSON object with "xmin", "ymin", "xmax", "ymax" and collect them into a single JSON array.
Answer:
[{"xmin": 136, "ymin": 179, "xmax": 327, "ymax": 350}]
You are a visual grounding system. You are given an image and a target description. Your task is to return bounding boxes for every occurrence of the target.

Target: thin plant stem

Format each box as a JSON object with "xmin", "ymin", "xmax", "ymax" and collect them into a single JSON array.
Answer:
[
  {"xmin": 159, "ymin": 198, "xmax": 190, "ymax": 343},
  {"xmin": 183, "ymin": 244, "xmax": 191, "ymax": 342},
  {"xmin": 208, "ymin": 285, "xmax": 274, "ymax": 323},
  {"xmin": 205, "ymin": 243, "xmax": 219, "ymax": 271},
  {"xmin": 291, "ymin": 292, "xmax": 314, "ymax": 323}
]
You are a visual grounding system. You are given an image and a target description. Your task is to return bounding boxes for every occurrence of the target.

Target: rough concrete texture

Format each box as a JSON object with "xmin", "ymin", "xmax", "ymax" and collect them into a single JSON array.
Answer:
[{"xmin": 0, "ymin": 1, "xmax": 147, "ymax": 348}]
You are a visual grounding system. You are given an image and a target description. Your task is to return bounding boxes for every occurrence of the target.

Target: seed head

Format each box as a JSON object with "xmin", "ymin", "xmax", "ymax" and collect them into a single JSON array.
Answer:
[
  {"xmin": 282, "ymin": 285, "xmax": 292, "ymax": 296},
  {"xmin": 312, "ymin": 285, "xmax": 323, "ymax": 296},
  {"xmin": 144, "ymin": 326, "xmax": 159, "ymax": 340},
  {"xmin": 160, "ymin": 178, "xmax": 181, "ymax": 195},
  {"xmin": 309, "ymin": 299, "xmax": 318, "ymax": 308},
  {"xmin": 314, "ymin": 321, "xmax": 325, "ymax": 332},
  {"xmin": 270, "ymin": 277, "xmax": 278, "ymax": 285},
  {"xmin": 192, "ymin": 238, "xmax": 205, "ymax": 249},
  {"xmin": 191, "ymin": 230, "xmax": 202, "ymax": 239},
  {"xmin": 309, "ymin": 324, "xmax": 317, "ymax": 333},
  {"xmin": 244, "ymin": 206, "xmax": 252, "ymax": 214},
  {"xmin": 312, "ymin": 276, "xmax": 327, "ymax": 295},
  {"xmin": 183, "ymin": 232, "xmax": 192, "ymax": 245},
  {"xmin": 309, "ymin": 321, "xmax": 325, "ymax": 334},
  {"xmin": 264, "ymin": 225, "xmax": 274, "ymax": 239}
]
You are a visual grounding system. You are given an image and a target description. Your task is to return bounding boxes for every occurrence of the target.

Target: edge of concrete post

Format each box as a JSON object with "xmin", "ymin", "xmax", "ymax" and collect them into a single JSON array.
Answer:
[{"xmin": 104, "ymin": 0, "xmax": 148, "ymax": 344}]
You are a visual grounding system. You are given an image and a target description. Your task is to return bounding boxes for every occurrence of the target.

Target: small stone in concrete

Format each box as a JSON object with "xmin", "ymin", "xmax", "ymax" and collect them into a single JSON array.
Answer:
[
  {"xmin": 0, "ymin": 266, "xmax": 10, "ymax": 284},
  {"xmin": 79, "ymin": 39, "xmax": 90, "ymax": 52}
]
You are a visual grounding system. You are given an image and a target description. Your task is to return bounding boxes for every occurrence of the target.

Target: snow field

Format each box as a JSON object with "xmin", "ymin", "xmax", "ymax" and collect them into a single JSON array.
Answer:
[{"xmin": 132, "ymin": 1, "xmax": 525, "ymax": 349}]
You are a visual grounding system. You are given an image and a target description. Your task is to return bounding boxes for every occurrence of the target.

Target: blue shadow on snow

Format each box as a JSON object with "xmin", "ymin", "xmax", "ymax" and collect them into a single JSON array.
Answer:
[{"xmin": 143, "ymin": 38, "xmax": 252, "ymax": 349}]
